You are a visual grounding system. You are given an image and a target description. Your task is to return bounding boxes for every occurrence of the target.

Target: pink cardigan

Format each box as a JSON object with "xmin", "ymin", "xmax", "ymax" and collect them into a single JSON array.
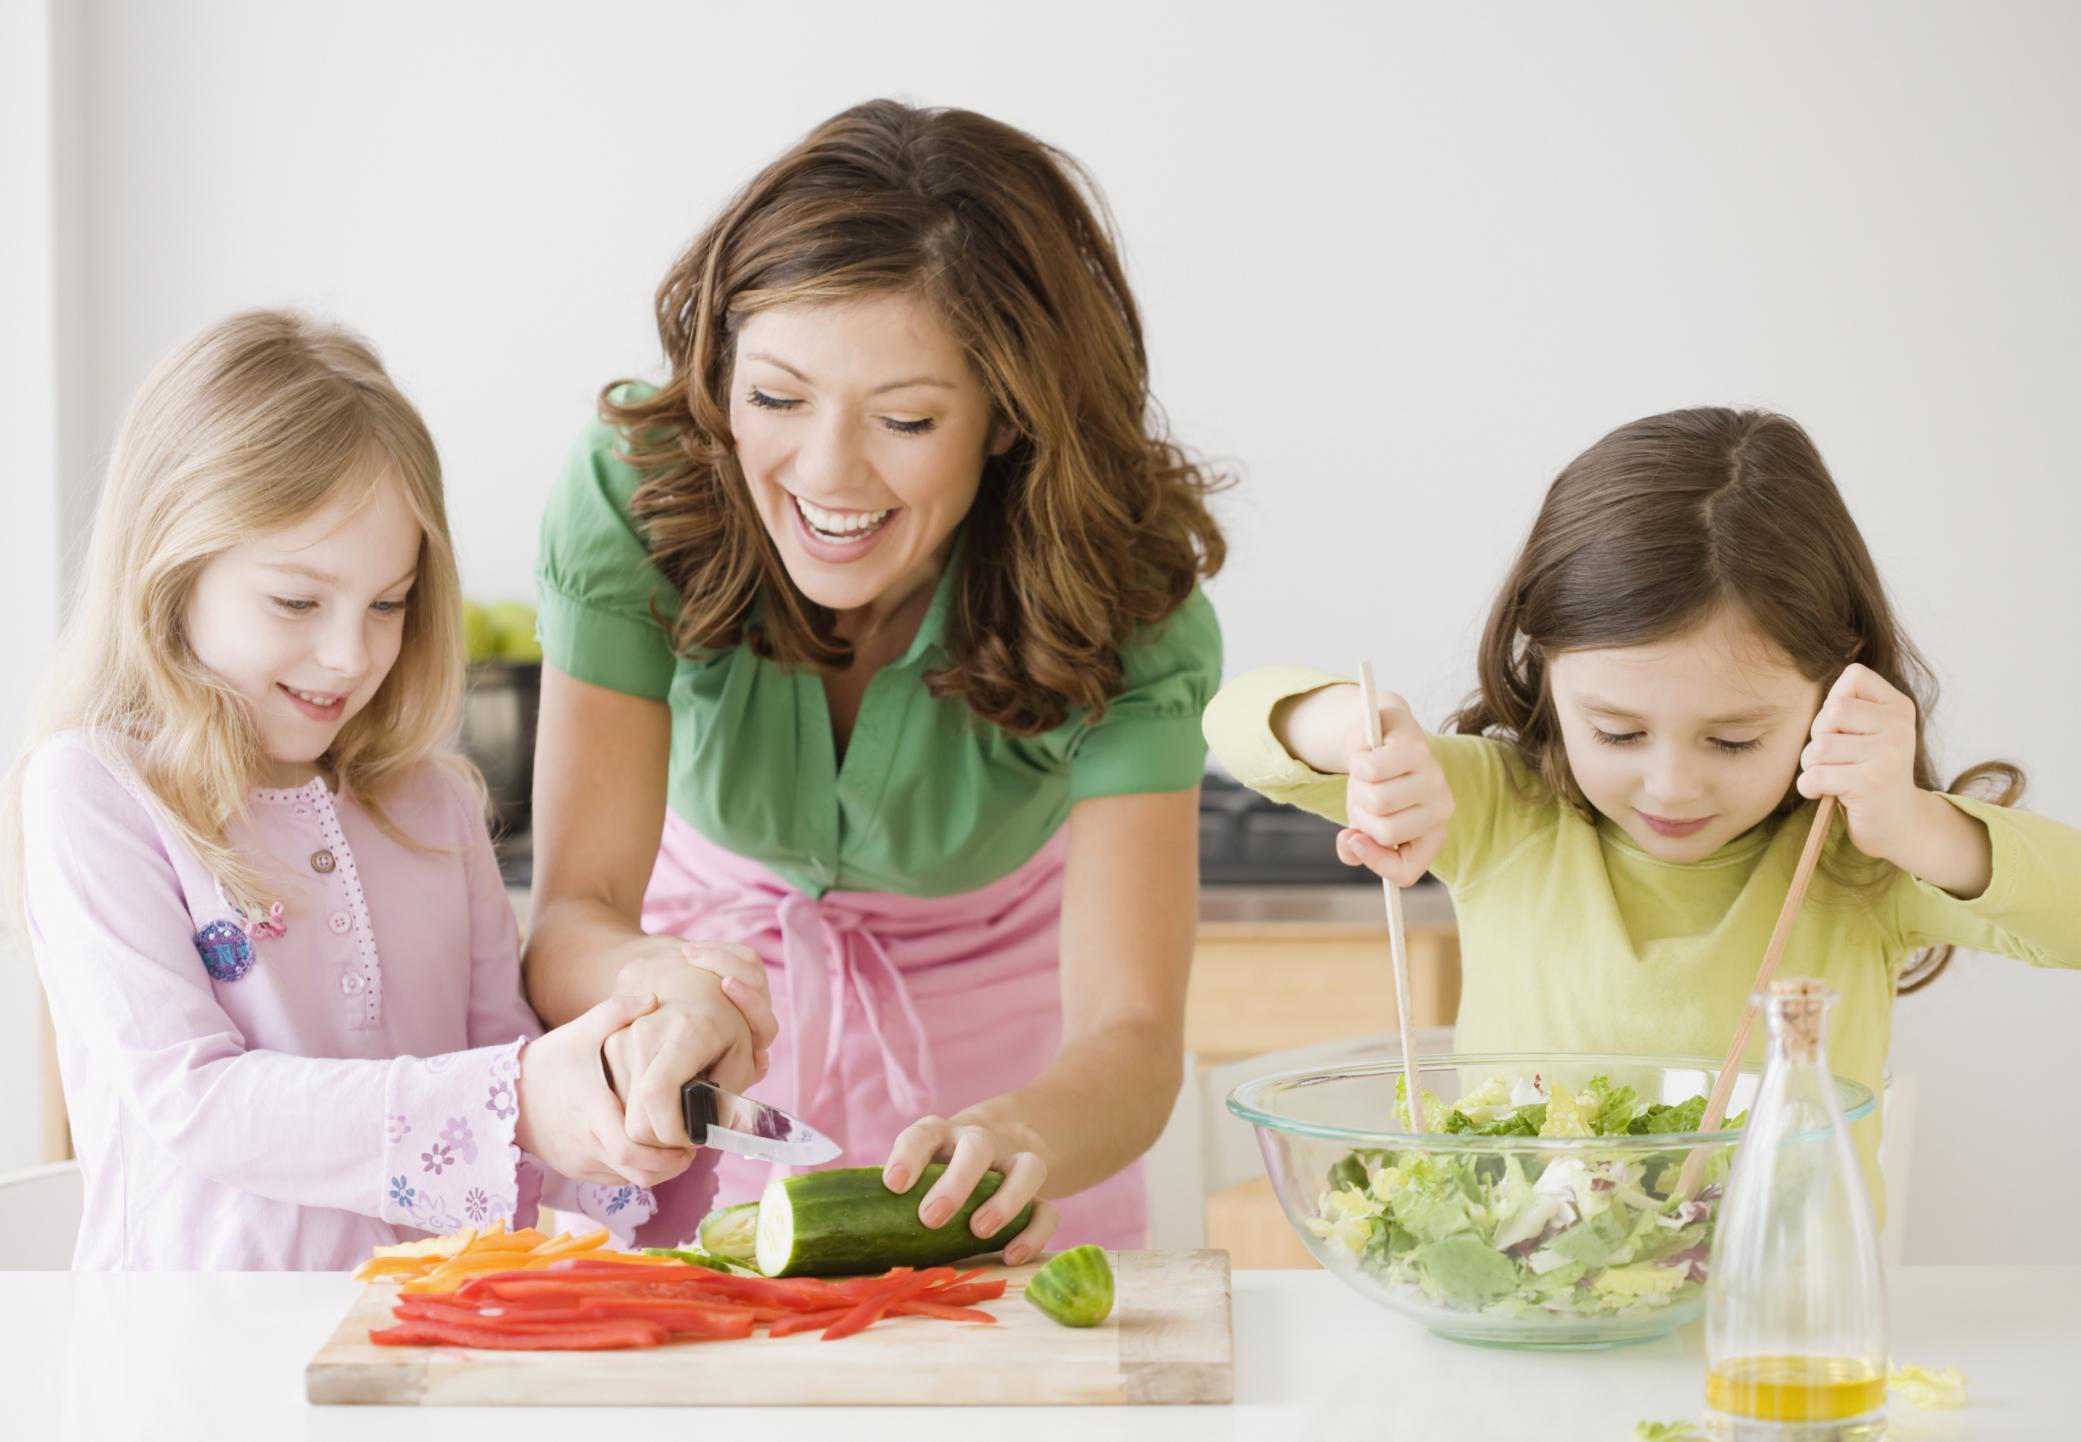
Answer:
[{"xmin": 20, "ymin": 733, "xmax": 715, "ymax": 1269}]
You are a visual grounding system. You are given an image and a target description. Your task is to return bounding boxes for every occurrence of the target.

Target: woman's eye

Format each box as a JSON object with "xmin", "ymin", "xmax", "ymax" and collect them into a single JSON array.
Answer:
[
  {"xmin": 1591, "ymin": 728, "xmax": 1643, "ymax": 747},
  {"xmin": 272, "ymin": 597, "xmax": 317, "ymax": 615},
  {"xmin": 371, "ymin": 599, "xmax": 409, "ymax": 616},
  {"xmin": 746, "ymin": 387, "xmax": 801, "ymax": 412},
  {"xmin": 1710, "ymin": 736, "xmax": 1764, "ymax": 754},
  {"xmin": 880, "ymin": 416, "xmax": 935, "ymax": 436}
]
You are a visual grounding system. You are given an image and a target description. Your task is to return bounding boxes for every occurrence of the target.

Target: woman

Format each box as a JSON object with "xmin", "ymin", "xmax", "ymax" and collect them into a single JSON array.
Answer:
[{"xmin": 524, "ymin": 100, "xmax": 1226, "ymax": 1257}]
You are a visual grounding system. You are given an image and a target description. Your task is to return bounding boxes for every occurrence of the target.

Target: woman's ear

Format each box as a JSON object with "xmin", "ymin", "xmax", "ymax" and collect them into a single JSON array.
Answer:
[{"xmin": 987, "ymin": 419, "xmax": 1019, "ymax": 458}]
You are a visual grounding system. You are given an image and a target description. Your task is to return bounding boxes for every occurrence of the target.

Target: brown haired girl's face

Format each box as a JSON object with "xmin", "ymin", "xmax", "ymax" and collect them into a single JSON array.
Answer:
[
  {"xmin": 184, "ymin": 470, "xmax": 421, "ymax": 787},
  {"xmin": 1546, "ymin": 606, "xmax": 1824, "ymax": 861},
  {"xmin": 729, "ymin": 292, "xmax": 1014, "ymax": 621}
]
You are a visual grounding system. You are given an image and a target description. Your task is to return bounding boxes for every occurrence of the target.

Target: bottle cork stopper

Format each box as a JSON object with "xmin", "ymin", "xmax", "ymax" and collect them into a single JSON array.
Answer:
[{"xmin": 1767, "ymin": 977, "xmax": 1831, "ymax": 1062}]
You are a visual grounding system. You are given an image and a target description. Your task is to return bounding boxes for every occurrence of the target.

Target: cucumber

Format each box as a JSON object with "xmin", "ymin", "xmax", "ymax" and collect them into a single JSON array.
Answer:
[
  {"xmin": 643, "ymin": 1246, "xmax": 761, "ymax": 1276},
  {"xmin": 753, "ymin": 1164, "xmax": 1034, "ymax": 1278},
  {"xmin": 696, "ymin": 1200, "xmax": 760, "ymax": 1263},
  {"xmin": 1024, "ymin": 1244, "xmax": 1114, "ymax": 1327}
]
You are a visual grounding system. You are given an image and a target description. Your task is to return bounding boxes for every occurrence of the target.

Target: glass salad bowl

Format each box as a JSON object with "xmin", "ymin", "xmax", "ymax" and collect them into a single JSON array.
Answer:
[{"xmin": 1227, "ymin": 1053, "xmax": 1875, "ymax": 1350}]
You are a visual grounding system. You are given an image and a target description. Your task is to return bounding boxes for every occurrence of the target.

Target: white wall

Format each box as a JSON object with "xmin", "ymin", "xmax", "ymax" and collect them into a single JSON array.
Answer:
[
  {"xmin": 35, "ymin": 0, "xmax": 2081, "ymax": 1260},
  {"xmin": 2, "ymin": 0, "xmax": 72, "ymax": 1176}
]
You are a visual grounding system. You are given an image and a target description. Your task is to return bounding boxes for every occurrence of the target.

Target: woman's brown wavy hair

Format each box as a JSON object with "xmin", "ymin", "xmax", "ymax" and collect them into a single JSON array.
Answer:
[
  {"xmin": 1447, "ymin": 407, "xmax": 2023, "ymax": 993},
  {"xmin": 602, "ymin": 99, "xmax": 1227, "ymax": 734}
]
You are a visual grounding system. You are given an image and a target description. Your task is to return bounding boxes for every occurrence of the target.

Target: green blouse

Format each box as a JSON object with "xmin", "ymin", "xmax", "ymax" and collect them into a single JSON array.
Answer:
[{"xmin": 534, "ymin": 401, "xmax": 1221, "ymax": 899}]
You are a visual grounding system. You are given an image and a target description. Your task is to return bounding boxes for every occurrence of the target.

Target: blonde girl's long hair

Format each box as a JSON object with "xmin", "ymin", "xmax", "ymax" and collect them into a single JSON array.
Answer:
[{"xmin": 6, "ymin": 309, "xmax": 473, "ymax": 927}]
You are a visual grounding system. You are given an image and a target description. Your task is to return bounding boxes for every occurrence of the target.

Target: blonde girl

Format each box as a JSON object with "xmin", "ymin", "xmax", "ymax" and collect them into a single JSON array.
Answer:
[{"xmin": 7, "ymin": 310, "xmax": 758, "ymax": 1268}]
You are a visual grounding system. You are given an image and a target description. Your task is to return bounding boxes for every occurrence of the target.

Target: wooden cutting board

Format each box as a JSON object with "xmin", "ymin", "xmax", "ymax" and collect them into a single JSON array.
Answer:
[{"xmin": 306, "ymin": 1249, "xmax": 1232, "ymax": 1406}]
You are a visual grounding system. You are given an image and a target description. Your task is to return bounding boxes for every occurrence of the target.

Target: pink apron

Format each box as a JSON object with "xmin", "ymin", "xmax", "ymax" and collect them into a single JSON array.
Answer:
[{"xmin": 639, "ymin": 812, "xmax": 1147, "ymax": 1248}]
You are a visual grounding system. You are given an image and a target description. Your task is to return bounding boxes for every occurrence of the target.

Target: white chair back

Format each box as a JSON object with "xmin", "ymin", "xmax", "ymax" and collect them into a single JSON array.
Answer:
[{"xmin": 0, "ymin": 1160, "xmax": 82, "ymax": 1270}]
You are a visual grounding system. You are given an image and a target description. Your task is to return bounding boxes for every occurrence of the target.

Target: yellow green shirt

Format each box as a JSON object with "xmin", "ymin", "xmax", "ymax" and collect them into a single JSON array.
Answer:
[{"xmin": 1204, "ymin": 665, "xmax": 2081, "ymax": 1211}]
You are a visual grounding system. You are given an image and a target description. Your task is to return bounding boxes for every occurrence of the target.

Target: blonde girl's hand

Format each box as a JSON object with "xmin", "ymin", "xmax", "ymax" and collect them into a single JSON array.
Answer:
[
  {"xmin": 603, "ymin": 939, "xmax": 775, "ymax": 1149},
  {"xmin": 1796, "ymin": 663, "xmax": 1925, "ymax": 864},
  {"xmin": 881, "ymin": 1115, "xmax": 1059, "ymax": 1267},
  {"xmin": 1335, "ymin": 690, "xmax": 1455, "ymax": 887},
  {"xmin": 513, "ymin": 993, "xmax": 697, "ymax": 1189}
]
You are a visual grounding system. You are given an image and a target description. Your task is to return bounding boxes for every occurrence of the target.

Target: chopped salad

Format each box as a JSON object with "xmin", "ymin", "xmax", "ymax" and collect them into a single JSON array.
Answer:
[{"xmin": 1306, "ymin": 1073, "xmax": 1744, "ymax": 1320}]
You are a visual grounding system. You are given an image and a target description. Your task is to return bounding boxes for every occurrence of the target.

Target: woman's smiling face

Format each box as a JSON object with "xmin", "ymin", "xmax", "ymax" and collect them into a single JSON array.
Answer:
[{"xmin": 727, "ymin": 292, "xmax": 1013, "ymax": 619}]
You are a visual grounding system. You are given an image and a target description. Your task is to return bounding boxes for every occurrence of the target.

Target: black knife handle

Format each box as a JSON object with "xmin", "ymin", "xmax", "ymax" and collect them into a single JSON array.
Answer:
[{"xmin": 681, "ymin": 1078, "xmax": 719, "ymax": 1147}]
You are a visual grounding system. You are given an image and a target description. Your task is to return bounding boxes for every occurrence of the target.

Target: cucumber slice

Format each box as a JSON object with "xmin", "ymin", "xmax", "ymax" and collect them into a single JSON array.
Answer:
[
  {"xmin": 642, "ymin": 1246, "xmax": 761, "ymax": 1276},
  {"xmin": 696, "ymin": 1200, "xmax": 760, "ymax": 1263},
  {"xmin": 753, "ymin": 1164, "xmax": 1034, "ymax": 1278},
  {"xmin": 1024, "ymin": 1244, "xmax": 1114, "ymax": 1327}
]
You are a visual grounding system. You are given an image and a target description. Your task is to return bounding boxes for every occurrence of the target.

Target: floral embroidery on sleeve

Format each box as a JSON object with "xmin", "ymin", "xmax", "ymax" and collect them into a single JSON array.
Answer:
[{"xmin": 381, "ymin": 1038, "xmax": 526, "ymax": 1233}]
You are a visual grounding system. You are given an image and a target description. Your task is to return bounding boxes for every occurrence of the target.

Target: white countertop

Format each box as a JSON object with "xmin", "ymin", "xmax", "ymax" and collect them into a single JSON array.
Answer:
[{"xmin": 10, "ymin": 1266, "xmax": 2070, "ymax": 1440}]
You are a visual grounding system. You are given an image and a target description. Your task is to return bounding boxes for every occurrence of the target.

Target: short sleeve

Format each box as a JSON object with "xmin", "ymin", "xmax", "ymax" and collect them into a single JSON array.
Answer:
[
  {"xmin": 533, "ymin": 388, "xmax": 683, "ymax": 701},
  {"xmin": 1067, "ymin": 588, "xmax": 1222, "ymax": 803}
]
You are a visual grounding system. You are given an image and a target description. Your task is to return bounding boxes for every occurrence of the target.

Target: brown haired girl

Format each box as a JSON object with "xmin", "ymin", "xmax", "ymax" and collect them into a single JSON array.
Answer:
[
  {"xmin": 1205, "ymin": 406, "xmax": 2080, "ymax": 1214},
  {"xmin": 524, "ymin": 101, "xmax": 1226, "ymax": 1255}
]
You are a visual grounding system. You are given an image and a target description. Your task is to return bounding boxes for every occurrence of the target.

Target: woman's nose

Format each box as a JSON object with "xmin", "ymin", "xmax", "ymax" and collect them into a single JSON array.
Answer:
[{"xmin": 794, "ymin": 412, "xmax": 864, "ymax": 493}]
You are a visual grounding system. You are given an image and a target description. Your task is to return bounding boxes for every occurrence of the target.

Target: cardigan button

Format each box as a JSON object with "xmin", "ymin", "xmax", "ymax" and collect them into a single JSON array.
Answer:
[
  {"xmin": 328, "ymin": 911, "xmax": 351, "ymax": 936},
  {"xmin": 311, "ymin": 849, "xmax": 336, "ymax": 875}
]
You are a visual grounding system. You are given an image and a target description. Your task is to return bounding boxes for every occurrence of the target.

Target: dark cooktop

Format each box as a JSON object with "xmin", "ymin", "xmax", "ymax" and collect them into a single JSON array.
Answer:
[{"xmin": 495, "ymin": 770, "xmax": 1370, "ymax": 892}]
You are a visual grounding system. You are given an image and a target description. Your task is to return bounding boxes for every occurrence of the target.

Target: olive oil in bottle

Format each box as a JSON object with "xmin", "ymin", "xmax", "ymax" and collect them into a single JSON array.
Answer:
[{"xmin": 1704, "ymin": 981, "xmax": 1886, "ymax": 1441}]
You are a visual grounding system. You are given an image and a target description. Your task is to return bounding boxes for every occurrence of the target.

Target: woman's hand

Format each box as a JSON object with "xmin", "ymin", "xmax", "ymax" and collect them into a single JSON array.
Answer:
[
  {"xmin": 601, "ymin": 938, "xmax": 779, "ymax": 1149},
  {"xmin": 881, "ymin": 1115, "xmax": 1058, "ymax": 1267},
  {"xmin": 1335, "ymin": 689, "xmax": 1455, "ymax": 887},
  {"xmin": 514, "ymin": 993, "xmax": 697, "ymax": 1188}
]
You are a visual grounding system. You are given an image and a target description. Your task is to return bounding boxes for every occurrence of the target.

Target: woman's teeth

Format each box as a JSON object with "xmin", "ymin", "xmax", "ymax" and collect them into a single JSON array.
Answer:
[
  {"xmin": 285, "ymin": 686, "xmax": 341, "ymax": 707},
  {"xmin": 795, "ymin": 495, "xmax": 892, "ymax": 538}
]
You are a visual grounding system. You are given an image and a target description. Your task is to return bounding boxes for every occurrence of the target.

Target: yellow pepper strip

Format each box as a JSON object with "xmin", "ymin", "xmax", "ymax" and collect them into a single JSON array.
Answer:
[
  {"xmin": 360, "ymin": 1223, "xmax": 688, "ymax": 1290},
  {"xmin": 535, "ymin": 1228, "xmax": 611, "ymax": 1258}
]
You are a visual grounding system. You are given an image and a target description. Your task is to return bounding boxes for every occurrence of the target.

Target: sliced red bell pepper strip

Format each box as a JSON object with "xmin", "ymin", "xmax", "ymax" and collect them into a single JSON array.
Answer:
[
  {"xmin": 765, "ymin": 1307, "xmax": 852, "ymax": 1339},
  {"xmin": 918, "ymin": 1279, "xmax": 1007, "ymax": 1307},
  {"xmin": 822, "ymin": 1269, "xmax": 944, "ymax": 1341},
  {"xmin": 369, "ymin": 1318, "xmax": 667, "ymax": 1350},
  {"xmin": 889, "ymin": 1300, "xmax": 997, "ymax": 1324}
]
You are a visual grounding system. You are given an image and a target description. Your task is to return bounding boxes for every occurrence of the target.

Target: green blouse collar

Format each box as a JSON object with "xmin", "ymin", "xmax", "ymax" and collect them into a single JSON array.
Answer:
[{"xmin": 748, "ymin": 527, "xmax": 967, "ymax": 672}]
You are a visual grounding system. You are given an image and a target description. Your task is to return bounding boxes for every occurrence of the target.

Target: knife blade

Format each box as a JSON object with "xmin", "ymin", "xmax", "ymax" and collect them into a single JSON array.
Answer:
[{"xmin": 681, "ymin": 1079, "xmax": 840, "ymax": 1166}]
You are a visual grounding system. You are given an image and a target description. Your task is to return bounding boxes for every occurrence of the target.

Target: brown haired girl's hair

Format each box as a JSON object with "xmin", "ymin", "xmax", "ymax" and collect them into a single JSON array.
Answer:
[
  {"xmin": 1448, "ymin": 407, "xmax": 2023, "ymax": 992},
  {"xmin": 601, "ymin": 99, "xmax": 1226, "ymax": 734}
]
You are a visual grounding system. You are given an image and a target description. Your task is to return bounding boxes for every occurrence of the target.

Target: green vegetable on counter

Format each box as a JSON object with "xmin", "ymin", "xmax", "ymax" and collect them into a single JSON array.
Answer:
[
  {"xmin": 1023, "ymin": 1245, "xmax": 1115, "ymax": 1328},
  {"xmin": 1308, "ymin": 1073, "xmax": 1744, "ymax": 1324},
  {"xmin": 641, "ymin": 1245, "xmax": 761, "ymax": 1276},
  {"xmin": 697, "ymin": 1200, "xmax": 760, "ymax": 1264},
  {"xmin": 751, "ymin": 1165, "xmax": 1034, "ymax": 1278}
]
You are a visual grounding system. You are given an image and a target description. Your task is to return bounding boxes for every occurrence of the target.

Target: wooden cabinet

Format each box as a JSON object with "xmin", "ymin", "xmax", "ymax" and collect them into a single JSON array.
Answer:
[{"xmin": 1184, "ymin": 884, "xmax": 1460, "ymax": 1270}]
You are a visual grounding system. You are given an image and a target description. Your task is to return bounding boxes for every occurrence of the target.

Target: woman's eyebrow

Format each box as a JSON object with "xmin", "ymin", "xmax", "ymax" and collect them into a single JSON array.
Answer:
[{"xmin": 744, "ymin": 351, "xmax": 954, "ymax": 395}]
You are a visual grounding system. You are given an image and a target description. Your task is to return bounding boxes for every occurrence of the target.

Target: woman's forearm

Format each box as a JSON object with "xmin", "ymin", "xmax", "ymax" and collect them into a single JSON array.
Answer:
[
  {"xmin": 521, "ymin": 896, "xmax": 659, "ymax": 1027},
  {"xmin": 954, "ymin": 1017, "xmax": 1184, "ymax": 1198}
]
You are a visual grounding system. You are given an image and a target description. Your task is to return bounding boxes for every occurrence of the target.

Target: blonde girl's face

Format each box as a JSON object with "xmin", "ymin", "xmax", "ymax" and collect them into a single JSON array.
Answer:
[
  {"xmin": 183, "ymin": 471, "xmax": 422, "ymax": 788},
  {"xmin": 728, "ymin": 292, "xmax": 1015, "ymax": 619},
  {"xmin": 1546, "ymin": 607, "xmax": 1825, "ymax": 862}
]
